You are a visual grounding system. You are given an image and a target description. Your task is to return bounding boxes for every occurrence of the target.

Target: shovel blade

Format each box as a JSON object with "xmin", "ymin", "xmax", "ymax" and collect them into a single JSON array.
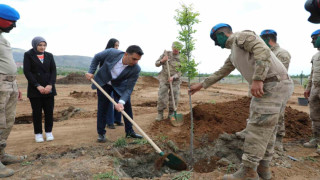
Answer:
[
  {"xmin": 169, "ymin": 113, "xmax": 184, "ymax": 127},
  {"xmin": 164, "ymin": 153, "xmax": 188, "ymax": 171}
]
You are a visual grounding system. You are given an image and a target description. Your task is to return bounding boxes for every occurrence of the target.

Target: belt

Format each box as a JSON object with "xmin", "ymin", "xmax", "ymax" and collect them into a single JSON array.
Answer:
[
  {"xmin": 264, "ymin": 74, "xmax": 289, "ymax": 83},
  {"xmin": 0, "ymin": 74, "xmax": 16, "ymax": 82}
]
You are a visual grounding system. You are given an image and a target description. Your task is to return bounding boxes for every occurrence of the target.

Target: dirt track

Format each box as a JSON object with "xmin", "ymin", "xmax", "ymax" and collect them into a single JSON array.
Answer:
[{"xmin": 5, "ymin": 74, "xmax": 320, "ymax": 179}]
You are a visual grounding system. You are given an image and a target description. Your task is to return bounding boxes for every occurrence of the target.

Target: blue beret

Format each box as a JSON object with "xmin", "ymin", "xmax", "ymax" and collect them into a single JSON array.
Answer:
[
  {"xmin": 311, "ymin": 29, "xmax": 320, "ymax": 37},
  {"xmin": 210, "ymin": 23, "xmax": 232, "ymax": 40},
  {"xmin": 0, "ymin": 4, "xmax": 20, "ymax": 21},
  {"xmin": 260, "ymin": 29, "xmax": 277, "ymax": 36}
]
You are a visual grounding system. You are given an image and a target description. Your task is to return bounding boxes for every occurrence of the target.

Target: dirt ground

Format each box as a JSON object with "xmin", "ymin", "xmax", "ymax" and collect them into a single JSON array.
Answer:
[{"xmin": 5, "ymin": 74, "xmax": 320, "ymax": 179}]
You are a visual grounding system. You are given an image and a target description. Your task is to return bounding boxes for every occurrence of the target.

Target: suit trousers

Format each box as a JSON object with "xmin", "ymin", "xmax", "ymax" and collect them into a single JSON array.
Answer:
[
  {"xmin": 29, "ymin": 96, "xmax": 54, "ymax": 134},
  {"xmin": 97, "ymin": 84, "xmax": 133, "ymax": 135},
  {"xmin": 106, "ymin": 91, "xmax": 122, "ymax": 125}
]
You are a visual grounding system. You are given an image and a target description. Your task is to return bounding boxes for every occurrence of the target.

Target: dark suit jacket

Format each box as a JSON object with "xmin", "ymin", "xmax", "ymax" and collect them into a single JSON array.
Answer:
[
  {"xmin": 23, "ymin": 49, "xmax": 57, "ymax": 98},
  {"xmin": 88, "ymin": 48, "xmax": 141, "ymax": 103}
]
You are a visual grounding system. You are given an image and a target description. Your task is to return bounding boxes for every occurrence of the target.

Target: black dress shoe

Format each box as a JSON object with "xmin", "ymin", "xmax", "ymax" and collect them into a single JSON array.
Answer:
[
  {"xmin": 106, "ymin": 124, "xmax": 115, "ymax": 129},
  {"xmin": 114, "ymin": 122, "xmax": 124, "ymax": 126},
  {"xmin": 97, "ymin": 134, "xmax": 107, "ymax": 143},
  {"xmin": 126, "ymin": 132, "xmax": 143, "ymax": 139}
]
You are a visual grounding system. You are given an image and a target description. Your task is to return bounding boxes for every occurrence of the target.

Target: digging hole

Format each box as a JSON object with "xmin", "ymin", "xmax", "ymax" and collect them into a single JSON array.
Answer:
[{"xmin": 116, "ymin": 145, "xmax": 225, "ymax": 178}]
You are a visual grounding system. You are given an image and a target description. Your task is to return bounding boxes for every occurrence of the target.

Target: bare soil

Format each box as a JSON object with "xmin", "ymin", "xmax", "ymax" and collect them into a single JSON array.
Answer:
[{"xmin": 4, "ymin": 75, "xmax": 319, "ymax": 179}]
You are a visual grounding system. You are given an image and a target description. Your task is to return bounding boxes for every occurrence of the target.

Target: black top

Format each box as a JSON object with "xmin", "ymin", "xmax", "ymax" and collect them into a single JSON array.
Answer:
[{"xmin": 23, "ymin": 49, "xmax": 57, "ymax": 98}]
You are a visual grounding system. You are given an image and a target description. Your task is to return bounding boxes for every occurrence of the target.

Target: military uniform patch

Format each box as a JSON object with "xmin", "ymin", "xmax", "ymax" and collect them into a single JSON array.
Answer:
[{"xmin": 246, "ymin": 35, "xmax": 256, "ymax": 42}]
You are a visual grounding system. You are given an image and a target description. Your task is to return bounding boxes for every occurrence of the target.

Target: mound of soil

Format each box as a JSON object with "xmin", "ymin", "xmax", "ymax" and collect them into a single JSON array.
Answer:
[
  {"xmin": 56, "ymin": 73, "xmax": 90, "ymax": 84},
  {"xmin": 15, "ymin": 106, "xmax": 82, "ymax": 124},
  {"xmin": 135, "ymin": 101, "xmax": 157, "ymax": 107},
  {"xmin": 137, "ymin": 76, "xmax": 159, "ymax": 86},
  {"xmin": 150, "ymin": 97, "xmax": 311, "ymax": 148},
  {"xmin": 69, "ymin": 91, "xmax": 97, "ymax": 98}
]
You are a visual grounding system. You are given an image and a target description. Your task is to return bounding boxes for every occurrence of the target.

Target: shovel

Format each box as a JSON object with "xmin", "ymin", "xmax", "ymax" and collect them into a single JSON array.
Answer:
[
  {"xmin": 90, "ymin": 78, "xmax": 187, "ymax": 171},
  {"xmin": 165, "ymin": 54, "xmax": 184, "ymax": 127}
]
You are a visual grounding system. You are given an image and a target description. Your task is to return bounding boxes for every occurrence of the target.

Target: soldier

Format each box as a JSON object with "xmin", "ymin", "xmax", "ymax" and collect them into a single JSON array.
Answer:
[
  {"xmin": 189, "ymin": 23, "xmax": 293, "ymax": 180},
  {"xmin": 237, "ymin": 29, "xmax": 291, "ymax": 152},
  {"xmin": 155, "ymin": 42, "xmax": 182, "ymax": 121},
  {"xmin": 304, "ymin": 29, "xmax": 320, "ymax": 154},
  {"xmin": 0, "ymin": 4, "xmax": 26, "ymax": 177}
]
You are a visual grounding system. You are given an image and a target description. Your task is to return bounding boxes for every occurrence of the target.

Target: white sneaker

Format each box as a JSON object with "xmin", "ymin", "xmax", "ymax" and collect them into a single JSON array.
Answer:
[
  {"xmin": 46, "ymin": 132, "xmax": 54, "ymax": 141},
  {"xmin": 35, "ymin": 134, "xmax": 44, "ymax": 143}
]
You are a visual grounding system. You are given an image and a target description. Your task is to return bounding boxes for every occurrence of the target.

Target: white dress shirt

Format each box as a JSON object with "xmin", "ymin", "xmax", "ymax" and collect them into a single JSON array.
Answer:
[{"xmin": 108, "ymin": 56, "xmax": 128, "ymax": 104}]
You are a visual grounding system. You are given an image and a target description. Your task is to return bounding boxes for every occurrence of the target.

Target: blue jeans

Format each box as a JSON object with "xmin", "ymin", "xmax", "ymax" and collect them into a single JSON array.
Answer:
[
  {"xmin": 97, "ymin": 84, "xmax": 133, "ymax": 135},
  {"xmin": 106, "ymin": 91, "xmax": 122, "ymax": 125}
]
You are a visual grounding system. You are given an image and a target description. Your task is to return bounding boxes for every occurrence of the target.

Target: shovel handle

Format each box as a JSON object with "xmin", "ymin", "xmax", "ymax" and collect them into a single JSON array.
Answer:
[
  {"xmin": 165, "ymin": 55, "xmax": 177, "ymax": 111},
  {"xmin": 90, "ymin": 79, "xmax": 163, "ymax": 154}
]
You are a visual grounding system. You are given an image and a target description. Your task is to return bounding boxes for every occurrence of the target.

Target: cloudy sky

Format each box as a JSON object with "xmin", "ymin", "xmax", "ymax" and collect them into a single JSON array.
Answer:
[{"xmin": 1, "ymin": 0, "xmax": 318, "ymax": 75}]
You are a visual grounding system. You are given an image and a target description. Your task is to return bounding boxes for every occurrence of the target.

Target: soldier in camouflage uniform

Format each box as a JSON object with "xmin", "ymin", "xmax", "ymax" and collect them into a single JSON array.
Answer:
[
  {"xmin": 237, "ymin": 29, "xmax": 291, "ymax": 152},
  {"xmin": 155, "ymin": 42, "xmax": 182, "ymax": 121},
  {"xmin": 0, "ymin": 4, "xmax": 26, "ymax": 178},
  {"xmin": 304, "ymin": 29, "xmax": 320, "ymax": 154},
  {"xmin": 189, "ymin": 23, "xmax": 293, "ymax": 180},
  {"xmin": 261, "ymin": 30, "xmax": 291, "ymax": 152}
]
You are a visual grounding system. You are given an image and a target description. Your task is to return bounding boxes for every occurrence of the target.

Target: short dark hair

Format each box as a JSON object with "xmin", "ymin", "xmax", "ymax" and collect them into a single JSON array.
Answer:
[
  {"xmin": 126, "ymin": 45, "xmax": 144, "ymax": 56},
  {"xmin": 260, "ymin": 34, "xmax": 277, "ymax": 43}
]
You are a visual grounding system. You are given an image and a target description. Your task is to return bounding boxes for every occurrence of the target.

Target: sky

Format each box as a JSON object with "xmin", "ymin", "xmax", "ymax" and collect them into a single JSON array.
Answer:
[{"xmin": 1, "ymin": 0, "xmax": 318, "ymax": 75}]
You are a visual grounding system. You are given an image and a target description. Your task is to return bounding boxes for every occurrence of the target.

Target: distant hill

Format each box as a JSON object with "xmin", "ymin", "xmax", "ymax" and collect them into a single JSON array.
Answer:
[{"xmin": 12, "ymin": 48, "xmax": 92, "ymax": 69}]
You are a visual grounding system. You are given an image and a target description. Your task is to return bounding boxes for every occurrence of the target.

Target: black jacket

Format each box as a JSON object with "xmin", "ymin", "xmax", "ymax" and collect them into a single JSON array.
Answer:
[{"xmin": 23, "ymin": 49, "xmax": 57, "ymax": 98}]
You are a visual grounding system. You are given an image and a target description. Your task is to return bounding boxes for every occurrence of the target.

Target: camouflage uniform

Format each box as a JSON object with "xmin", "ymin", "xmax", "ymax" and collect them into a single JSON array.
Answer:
[
  {"xmin": 305, "ymin": 50, "xmax": 320, "ymax": 147},
  {"xmin": 202, "ymin": 31, "xmax": 294, "ymax": 168},
  {"xmin": 271, "ymin": 44, "xmax": 291, "ymax": 149},
  {"xmin": 155, "ymin": 50, "xmax": 181, "ymax": 117},
  {"xmin": 0, "ymin": 33, "xmax": 18, "ymax": 150}
]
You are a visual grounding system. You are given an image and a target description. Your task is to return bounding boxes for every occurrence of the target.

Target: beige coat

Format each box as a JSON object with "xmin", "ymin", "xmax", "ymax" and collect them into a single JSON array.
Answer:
[
  {"xmin": 271, "ymin": 43, "xmax": 291, "ymax": 70},
  {"xmin": 0, "ymin": 33, "xmax": 17, "ymax": 75},
  {"xmin": 306, "ymin": 50, "xmax": 320, "ymax": 91},
  {"xmin": 155, "ymin": 51, "xmax": 181, "ymax": 83},
  {"xmin": 202, "ymin": 31, "xmax": 288, "ymax": 88}
]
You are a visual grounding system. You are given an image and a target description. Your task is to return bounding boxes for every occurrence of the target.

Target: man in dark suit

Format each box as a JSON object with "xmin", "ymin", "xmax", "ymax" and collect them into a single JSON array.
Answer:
[{"xmin": 85, "ymin": 45, "xmax": 144, "ymax": 142}]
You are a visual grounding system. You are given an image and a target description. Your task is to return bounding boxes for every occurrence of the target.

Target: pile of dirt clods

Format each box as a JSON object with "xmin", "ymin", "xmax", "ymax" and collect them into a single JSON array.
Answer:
[
  {"xmin": 151, "ymin": 97, "xmax": 311, "ymax": 148},
  {"xmin": 56, "ymin": 73, "xmax": 90, "ymax": 84}
]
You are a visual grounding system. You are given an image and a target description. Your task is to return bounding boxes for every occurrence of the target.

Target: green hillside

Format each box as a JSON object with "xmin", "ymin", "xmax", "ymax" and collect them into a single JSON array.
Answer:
[{"xmin": 12, "ymin": 48, "xmax": 92, "ymax": 69}]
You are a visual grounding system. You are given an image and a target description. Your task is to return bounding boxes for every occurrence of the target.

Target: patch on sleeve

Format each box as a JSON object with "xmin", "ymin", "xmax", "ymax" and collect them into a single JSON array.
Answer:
[
  {"xmin": 246, "ymin": 35, "xmax": 256, "ymax": 42},
  {"xmin": 237, "ymin": 35, "xmax": 246, "ymax": 45}
]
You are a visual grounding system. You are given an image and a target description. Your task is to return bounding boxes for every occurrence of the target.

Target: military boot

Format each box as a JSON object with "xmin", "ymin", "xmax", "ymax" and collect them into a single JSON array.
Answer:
[
  {"xmin": 223, "ymin": 163, "xmax": 259, "ymax": 180},
  {"xmin": 303, "ymin": 138, "xmax": 319, "ymax": 148},
  {"xmin": 0, "ymin": 161, "xmax": 14, "ymax": 178},
  {"xmin": 235, "ymin": 129, "xmax": 247, "ymax": 140},
  {"xmin": 257, "ymin": 160, "xmax": 271, "ymax": 180},
  {"xmin": 274, "ymin": 136, "xmax": 284, "ymax": 151},
  {"xmin": 0, "ymin": 149, "xmax": 27, "ymax": 165},
  {"xmin": 155, "ymin": 111, "xmax": 164, "ymax": 121}
]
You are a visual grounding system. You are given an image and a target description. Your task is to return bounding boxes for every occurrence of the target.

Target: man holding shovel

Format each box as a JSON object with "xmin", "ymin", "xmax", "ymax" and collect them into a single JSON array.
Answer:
[
  {"xmin": 86, "ymin": 45, "xmax": 144, "ymax": 142},
  {"xmin": 155, "ymin": 42, "xmax": 182, "ymax": 121},
  {"xmin": 189, "ymin": 23, "xmax": 293, "ymax": 180}
]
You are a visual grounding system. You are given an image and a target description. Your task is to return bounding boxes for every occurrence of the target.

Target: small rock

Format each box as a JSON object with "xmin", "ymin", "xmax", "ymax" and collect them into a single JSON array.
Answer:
[{"xmin": 217, "ymin": 158, "xmax": 231, "ymax": 166}]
